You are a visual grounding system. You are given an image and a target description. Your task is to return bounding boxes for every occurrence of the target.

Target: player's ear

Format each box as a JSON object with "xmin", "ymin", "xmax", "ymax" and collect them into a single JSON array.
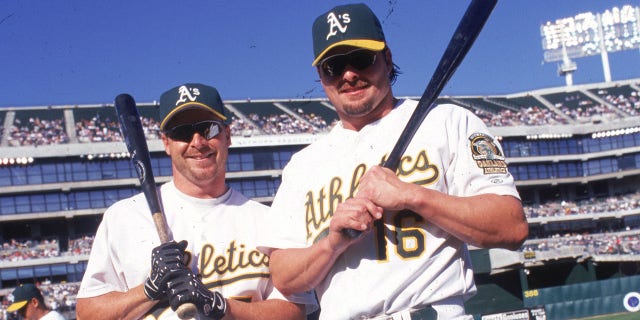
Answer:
[
  {"xmin": 224, "ymin": 125, "xmax": 232, "ymax": 146},
  {"xmin": 161, "ymin": 133, "xmax": 172, "ymax": 156},
  {"xmin": 383, "ymin": 47, "xmax": 393, "ymax": 70},
  {"xmin": 382, "ymin": 47, "xmax": 392, "ymax": 63}
]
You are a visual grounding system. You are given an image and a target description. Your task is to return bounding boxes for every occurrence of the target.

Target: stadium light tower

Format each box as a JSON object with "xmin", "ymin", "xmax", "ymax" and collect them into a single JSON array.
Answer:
[
  {"xmin": 541, "ymin": 5, "xmax": 640, "ymax": 85},
  {"xmin": 558, "ymin": 44, "xmax": 577, "ymax": 86}
]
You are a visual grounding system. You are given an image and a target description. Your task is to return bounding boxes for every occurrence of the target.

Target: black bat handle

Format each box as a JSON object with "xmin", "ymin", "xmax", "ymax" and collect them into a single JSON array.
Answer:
[{"xmin": 115, "ymin": 94, "xmax": 170, "ymax": 242}]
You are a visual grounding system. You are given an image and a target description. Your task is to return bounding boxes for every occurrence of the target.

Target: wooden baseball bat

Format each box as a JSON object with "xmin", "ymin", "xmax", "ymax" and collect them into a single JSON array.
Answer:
[{"xmin": 114, "ymin": 93, "xmax": 197, "ymax": 319}]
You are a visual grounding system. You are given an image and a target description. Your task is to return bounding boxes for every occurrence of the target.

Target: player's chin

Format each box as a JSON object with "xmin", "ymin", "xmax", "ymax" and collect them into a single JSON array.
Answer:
[{"xmin": 190, "ymin": 167, "xmax": 219, "ymax": 181}]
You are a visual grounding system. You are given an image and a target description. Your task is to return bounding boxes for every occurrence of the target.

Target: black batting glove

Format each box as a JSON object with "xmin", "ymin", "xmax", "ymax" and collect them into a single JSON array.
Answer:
[
  {"xmin": 144, "ymin": 240, "xmax": 188, "ymax": 301},
  {"xmin": 167, "ymin": 268, "xmax": 227, "ymax": 320}
]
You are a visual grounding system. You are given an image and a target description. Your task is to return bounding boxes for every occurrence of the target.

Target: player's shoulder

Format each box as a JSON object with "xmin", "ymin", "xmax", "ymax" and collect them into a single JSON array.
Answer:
[
  {"xmin": 390, "ymin": 98, "xmax": 470, "ymax": 123},
  {"xmin": 441, "ymin": 101, "xmax": 477, "ymax": 115}
]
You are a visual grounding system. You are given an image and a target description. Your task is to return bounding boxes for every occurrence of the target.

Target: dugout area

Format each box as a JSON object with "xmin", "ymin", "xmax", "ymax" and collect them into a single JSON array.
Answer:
[{"xmin": 464, "ymin": 249, "xmax": 640, "ymax": 319}]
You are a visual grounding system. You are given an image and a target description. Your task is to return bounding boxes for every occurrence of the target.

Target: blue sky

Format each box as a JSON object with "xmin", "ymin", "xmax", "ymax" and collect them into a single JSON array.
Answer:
[{"xmin": 1, "ymin": 0, "xmax": 639, "ymax": 107}]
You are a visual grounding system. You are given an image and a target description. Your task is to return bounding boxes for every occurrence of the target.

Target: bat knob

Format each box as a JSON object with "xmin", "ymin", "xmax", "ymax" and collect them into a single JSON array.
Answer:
[
  {"xmin": 176, "ymin": 303, "xmax": 197, "ymax": 319},
  {"xmin": 342, "ymin": 228, "xmax": 362, "ymax": 239}
]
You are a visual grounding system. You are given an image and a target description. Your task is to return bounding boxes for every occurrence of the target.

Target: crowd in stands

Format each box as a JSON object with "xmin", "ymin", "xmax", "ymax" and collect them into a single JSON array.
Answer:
[
  {"xmin": 75, "ymin": 116, "xmax": 122, "ymax": 143},
  {"xmin": 599, "ymin": 90, "xmax": 640, "ymax": 117},
  {"xmin": 520, "ymin": 191, "xmax": 640, "ymax": 258},
  {"xmin": 0, "ymin": 236, "xmax": 93, "ymax": 263},
  {"xmin": 521, "ymin": 230, "xmax": 640, "ymax": 257},
  {"xmin": 6, "ymin": 111, "xmax": 334, "ymax": 146},
  {"xmin": 248, "ymin": 113, "xmax": 320, "ymax": 135},
  {"xmin": 474, "ymin": 106, "xmax": 569, "ymax": 127},
  {"xmin": 39, "ymin": 280, "xmax": 78, "ymax": 314},
  {"xmin": 75, "ymin": 115, "xmax": 161, "ymax": 143},
  {"xmin": 292, "ymin": 108, "xmax": 336, "ymax": 132},
  {"xmin": 229, "ymin": 111, "xmax": 336, "ymax": 136},
  {"xmin": 556, "ymin": 98, "xmax": 621, "ymax": 122},
  {"xmin": 66, "ymin": 236, "xmax": 94, "ymax": 256},
  {"xmin": 4, "ymin": 86, "xmax": 640, "ymax": 146},
  {"xmin": 67, "ymin": 110, "xmax": 338, "ymax": 141},
  {"xmin": 7, "ymin": 117, "xmax": 69, "ymax": 147},
  {"xmin": 0, "ymin": 239, "xmax": 59, "ymax": 261},
  {"xmin": 523, "ymin": 192, "xmax": 640, "ymax": 219},
  {"xmin": 229, "ymin": 116, "xmax": 258, "ymax": 137},
  {"xmin": 141, "ymin": 116, "xmax": 161, "ymax": 140}
]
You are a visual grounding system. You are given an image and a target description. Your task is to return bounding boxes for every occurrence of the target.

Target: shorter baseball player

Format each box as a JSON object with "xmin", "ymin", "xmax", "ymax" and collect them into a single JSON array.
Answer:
[
  {"xmin": 259, "ymin": 3, "xmax": 529, "ymax": 320},
  {"xmin": 76, "ymin": 83, "xmax": 317, "ymax": 320}
]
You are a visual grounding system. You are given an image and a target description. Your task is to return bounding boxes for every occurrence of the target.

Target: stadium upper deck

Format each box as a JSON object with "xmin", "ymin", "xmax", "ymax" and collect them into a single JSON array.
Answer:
[{"xmin": 1, "ymin": 78, "xmax": 639, "ymax": 149}]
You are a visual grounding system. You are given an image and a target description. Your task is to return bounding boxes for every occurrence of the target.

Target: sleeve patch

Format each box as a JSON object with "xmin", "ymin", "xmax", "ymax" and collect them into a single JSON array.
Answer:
[{"xmin": 469, "ymin": 132, "xmax": 507, "ymax": 175}]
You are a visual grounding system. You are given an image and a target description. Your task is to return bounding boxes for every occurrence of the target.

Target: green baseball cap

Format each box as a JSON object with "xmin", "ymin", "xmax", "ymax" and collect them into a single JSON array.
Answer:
[
  {"xmin": 7, "ymin": 283, "xmax": 43, "ymax": 312},
  {"xmin": 312, "ymin": 3, "xmax": 386, "ymax": 66},
  {"xmin": 159, "ymin": 83, "xmax": 229, "ymax": 130}
]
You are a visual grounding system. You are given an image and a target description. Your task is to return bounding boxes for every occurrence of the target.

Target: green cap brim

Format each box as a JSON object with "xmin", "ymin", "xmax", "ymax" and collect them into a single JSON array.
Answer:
[{"xmin": 312, "ymin": 39, "xmax": 385, "ymax": 66}]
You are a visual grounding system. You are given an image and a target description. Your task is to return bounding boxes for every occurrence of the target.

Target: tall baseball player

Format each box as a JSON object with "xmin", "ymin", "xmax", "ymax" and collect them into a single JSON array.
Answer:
[
  {"xmin": 259, "ymin": 4, "xmax": 528, "ymax": 320},
  {"xmin": 76, "ymin": 83, "xmax": 317, "ymax": 320}
]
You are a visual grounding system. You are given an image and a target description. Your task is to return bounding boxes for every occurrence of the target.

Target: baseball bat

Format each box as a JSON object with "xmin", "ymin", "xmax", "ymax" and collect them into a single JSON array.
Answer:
[
  {"xmin": 343, "ymin": 0, "xmax": 498, "ymax": 238},
  {"xmin": 114, "ymin": 93, "xmax": 197, "ymax": 319}
]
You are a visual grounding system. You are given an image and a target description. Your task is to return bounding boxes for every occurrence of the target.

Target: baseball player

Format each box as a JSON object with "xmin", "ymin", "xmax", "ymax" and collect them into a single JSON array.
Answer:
[
  {"xmin": 76, "ymin": 83, "xmax": 317, "ymax": 320},
  {"xmin": 6, "ymin": 283, "xmax": 66, "ymax": 320},
  {"xmin": 259, "ymin": 4, "xmax": 528, "ymax": 320}
]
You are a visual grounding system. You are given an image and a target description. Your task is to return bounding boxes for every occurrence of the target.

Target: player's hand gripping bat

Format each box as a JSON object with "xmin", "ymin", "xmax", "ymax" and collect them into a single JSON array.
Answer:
[
  {"xmin": 343, "ymin": 0, "xmax": 499, "ymax": 238},
  {"xmin": 114, "ymin": 93, "xmax": 197, "ymax": 319}
]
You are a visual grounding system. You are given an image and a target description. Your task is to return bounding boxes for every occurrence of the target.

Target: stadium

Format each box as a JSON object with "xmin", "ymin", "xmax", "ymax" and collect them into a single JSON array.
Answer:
[
  {"xmin": 1, "ymin": 75, "xmax": 640, "ymax": 319},
  {"xmin": 2, "ymin": 2, "xmax": 640, "ymax": 319}
]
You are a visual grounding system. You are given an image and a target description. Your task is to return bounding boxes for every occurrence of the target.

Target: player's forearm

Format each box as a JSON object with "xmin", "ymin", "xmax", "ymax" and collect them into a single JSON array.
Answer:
[
  {"xmin": 409, "ymin": 188, "xmax": 528, "ymax": 250},
  {"xmin": 223, "ymin": 299, "xmax": 306, "ymax": 320},
  {"xmin": 76, "ymin": 286, "xmax": 156, "ymax": 320},
  {"xmin": 269, "ymin": 238, "xmax": 341, "ymax": 295}
]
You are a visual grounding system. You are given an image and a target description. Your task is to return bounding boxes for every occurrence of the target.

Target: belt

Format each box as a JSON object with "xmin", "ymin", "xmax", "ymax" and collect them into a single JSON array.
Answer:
[
  {"xmin": 366, "ymin": 305, "xmax": 438, "ymax": 320},
  {"xmin": 409, "ymin": 306, "xmax": 437, "ymax": 320},
  {"xmin": 362, "ymin": 295, "xmax": 468, "ymax": 320}
]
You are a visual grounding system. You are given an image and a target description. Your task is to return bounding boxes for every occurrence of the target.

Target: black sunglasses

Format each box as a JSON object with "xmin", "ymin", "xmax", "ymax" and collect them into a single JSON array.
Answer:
[
  {"xmin": 320, "ymin": 49, "xmax": 377, "ymax": 77},
  {"xmin": 164, "ymin": 120, "xmax": 224, "ymax": 142}
]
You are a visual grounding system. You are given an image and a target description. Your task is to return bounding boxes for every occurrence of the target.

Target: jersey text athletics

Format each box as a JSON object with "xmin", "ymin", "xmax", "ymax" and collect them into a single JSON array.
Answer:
[
  {"xmin": 199, "ymin": 240, "xmax": 269, "ymax": 281},
  {"xmin": 305, "ymin": 149, "xmax": 438, "ymax": 242}
]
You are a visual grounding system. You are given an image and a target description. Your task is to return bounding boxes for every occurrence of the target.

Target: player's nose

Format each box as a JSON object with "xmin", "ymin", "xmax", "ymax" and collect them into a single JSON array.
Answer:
[
  {"xmin": 342, "ymin": 67, "xmax": 361, "ymax": 84},
  {"xmin": 190, "ymin": 132, "xmax": 209, "ymax": 146}
]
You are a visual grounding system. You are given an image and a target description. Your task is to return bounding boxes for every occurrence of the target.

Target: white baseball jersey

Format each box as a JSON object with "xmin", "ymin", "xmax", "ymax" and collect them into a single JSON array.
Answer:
[
  {"xmin": 40, "ymin": 310, "xmax": 66, "ymax": 320},
  {"xmin": 260, "ymin": 100, "xmax": 520, "ymax": 319},
  {"xmin": 78, "ymin": 181, "xmax": 317, "ymax": 320}
]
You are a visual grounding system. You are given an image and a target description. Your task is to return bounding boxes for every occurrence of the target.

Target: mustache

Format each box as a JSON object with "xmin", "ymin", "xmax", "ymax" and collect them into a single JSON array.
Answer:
[{"xmin": 338, "ymin": 81, "xmax": 369, "ymax": 92}]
